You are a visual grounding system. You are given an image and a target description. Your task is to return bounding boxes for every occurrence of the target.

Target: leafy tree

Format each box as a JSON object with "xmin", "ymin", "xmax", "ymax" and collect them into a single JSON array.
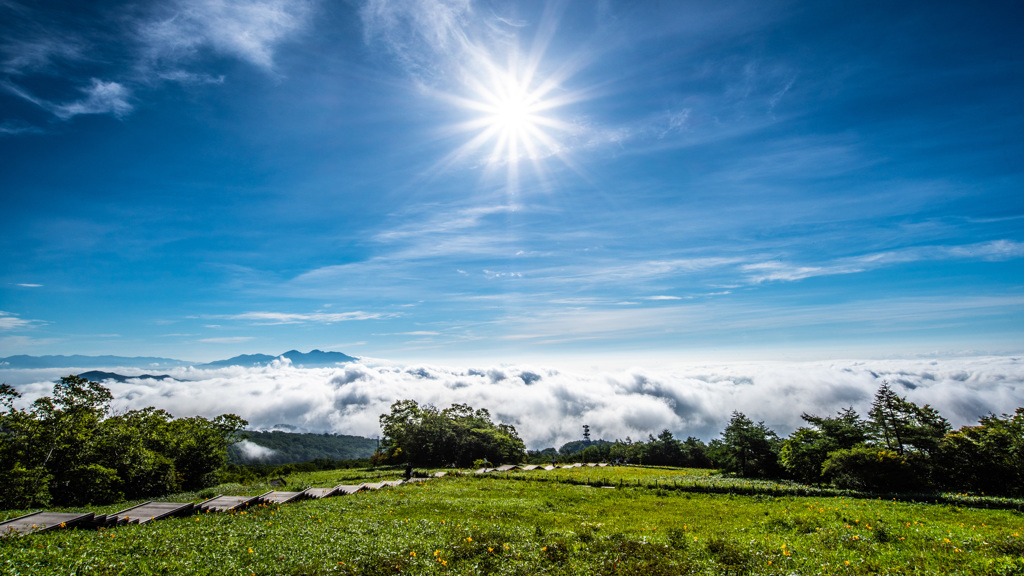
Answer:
[
  {"xmin": 378, "ymin": 400, "xmax": 525, "ymax": 467},
  {"xmin": 645, "ymin": 430, "xmax": 685, "ymax": 466},
  {"xmin": 711, "ymin": 411, "xmax": 782, "ymax": 478},
  {"xmin": 680, "ymin": 436, "xmax": 712, "ymax": 468},
  {"xmin": 0, "ymin": 383, "xmax": 51, "ymax": 507},
  {"xmin": 580, "ymin": 443, "xmax": 610, "ymax": 463},
  {"xmin": 0, "ymin": 376, "xmax": 247, "ymax": 509},
  {"xmin": 937, "ymin": 408, "xmax": 1024, "ymax": 496},
  {"xmin": 780, "ymin": 407, "xmax": 868, "ymax": 484},
  {"xmin": 166, "ymin": 414, "xmax": 248, "ymax": 491},
  {"xmin": 91, "ymin": 408, "xmax": 177, "ymax": 500},
  {"xmin": 31, "ymin": 375, "xmax": 115, "ymax": 505}
]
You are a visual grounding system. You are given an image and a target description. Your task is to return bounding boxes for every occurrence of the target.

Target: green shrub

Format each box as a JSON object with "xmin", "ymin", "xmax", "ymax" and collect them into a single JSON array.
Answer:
[{"xmin": 821, "ymin": 445, "xmax": 926, "ymax": 492}]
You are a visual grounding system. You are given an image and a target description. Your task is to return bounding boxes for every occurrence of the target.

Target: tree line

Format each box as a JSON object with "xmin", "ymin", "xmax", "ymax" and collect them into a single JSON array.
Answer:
[
  {"xmin": 379, "ymin": 384, "xmax": 1022, "ymax": 497},
  {"xmin": 563, "ymin": 382, "xmax": 1021, "ymax": 496},
  {"xmin": 0, "ymin": 376, "xmax": 246, "ymax": 509}
]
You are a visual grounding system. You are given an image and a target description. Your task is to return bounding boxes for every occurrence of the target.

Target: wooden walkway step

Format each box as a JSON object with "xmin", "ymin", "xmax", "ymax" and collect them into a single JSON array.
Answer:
[
  {"xmin": 0, "ymin": 511, "xmax": 96, "ymax": 535},
  {"xmin": 86, "ymin": 514, "xmax": 128, "ymax": 529},
  {"xmin": 198, "ymin": 494, "xmax": 264, "ymax": 513},
  {"xmin": 107, "ymin": 501, "xmax": 195, "ymax": 525},
  {"xmin": 301, "ymin": 486, "xmax": 338, "ymax": 499},
  {"xmin": 332, "ymin": 485, "xmax": 364, "ymax": 495},
  {"xmin": 262, "ymin": 491, "xmax": 306, "ymax": 504}
]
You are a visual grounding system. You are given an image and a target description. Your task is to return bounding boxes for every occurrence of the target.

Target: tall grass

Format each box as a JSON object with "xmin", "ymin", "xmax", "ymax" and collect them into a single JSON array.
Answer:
[{"xmin": 2, "ymin": 468, "xmax": 1022, "ymax": 575}]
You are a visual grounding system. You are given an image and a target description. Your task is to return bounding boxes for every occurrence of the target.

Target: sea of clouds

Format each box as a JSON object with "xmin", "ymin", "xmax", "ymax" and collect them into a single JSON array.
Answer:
[{"xmin": 4, "ymin": 356, "xmax": 1022, "ymax": 449}]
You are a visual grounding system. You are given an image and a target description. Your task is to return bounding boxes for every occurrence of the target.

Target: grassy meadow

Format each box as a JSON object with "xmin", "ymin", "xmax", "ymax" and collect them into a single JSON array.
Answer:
[{"xmin": 2, "ymin": 466, "xmax": 1023, "ymax": 575}]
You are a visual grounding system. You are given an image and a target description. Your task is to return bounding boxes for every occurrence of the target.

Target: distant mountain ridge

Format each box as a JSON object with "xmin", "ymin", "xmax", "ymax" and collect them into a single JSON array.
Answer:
[
  {"xmin": 0, "ymin": 354, "xmax": 189, "ymax": 369},
  {"xmin": 0, "ymin": 349, "xmax": 358, "ymax": 370},
  {"xmin": 198, "ymin": 349, "xmax": 357, "ymax": 368},
  {"xmin": 76, "ymin": 370, "xmax": 182, "ymax": 383}
]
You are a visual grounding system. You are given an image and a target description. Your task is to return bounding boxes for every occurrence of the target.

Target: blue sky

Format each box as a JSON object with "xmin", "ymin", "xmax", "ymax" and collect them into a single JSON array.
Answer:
[{"xmin": 2, "ymin": 0, "xmax": 1023, "ymax": 363}]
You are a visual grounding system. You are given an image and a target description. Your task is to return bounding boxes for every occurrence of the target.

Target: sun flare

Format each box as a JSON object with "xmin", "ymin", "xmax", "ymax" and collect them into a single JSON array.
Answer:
[
  {"xmin": 488, "ymin": 80, "xmax": 537, "ymax": 137},
  {"xmin": 439, "ymin": 55, "xmax": 581, "ymax": 180}
]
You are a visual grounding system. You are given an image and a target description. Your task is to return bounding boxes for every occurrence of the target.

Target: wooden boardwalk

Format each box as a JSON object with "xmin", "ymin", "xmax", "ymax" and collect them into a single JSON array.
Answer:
[
  {"xmin": 198, "ymin": 494, "xmax": 265, "ymax": 513},
  {"xmin": 0, "ymin": 512, "xmax": 96, "ymax": 535},
  {"xmin": 333, "ymin": 485, "xmax": 364, "ymax": 495},
  {"xmin": 1, "ymin": 463, "xmax": 619, "ymax": 536},
  {"xmin": 302, "ymin": 486, "xmax": 339, "ymax": 499},
  {"xmin": 108, "ymin": 502, "xmax": 196, "ymax": 525},
  {"xmin": 262, "ymin": 491, "xmax": 306, "ymax": 504}
]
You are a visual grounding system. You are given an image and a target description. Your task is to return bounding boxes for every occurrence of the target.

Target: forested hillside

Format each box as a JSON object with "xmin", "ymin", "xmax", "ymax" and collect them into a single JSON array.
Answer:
[
  {"xmin": 229, "ymin": 431, "xmax": 377, "ymax": 465},
  {"xmin": 0, "ymin": 376, "xmax": 245, "ymax": 509}
]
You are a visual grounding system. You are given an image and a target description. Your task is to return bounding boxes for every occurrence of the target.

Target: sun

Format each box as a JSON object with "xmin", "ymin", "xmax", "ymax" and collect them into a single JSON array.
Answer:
[
  {"xmin": 437, "ymin": 54, "xmax": 581, "ymax": 181},
  {"xmin": 491, "ymin": 81, "xmax": 533, "ymax": 132}
]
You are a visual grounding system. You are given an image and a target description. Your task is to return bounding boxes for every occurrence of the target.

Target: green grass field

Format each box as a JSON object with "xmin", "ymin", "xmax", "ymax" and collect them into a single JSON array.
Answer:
[{"xmin": 2, "ymin": 467, "xmax": 1022, "ymax": 575}]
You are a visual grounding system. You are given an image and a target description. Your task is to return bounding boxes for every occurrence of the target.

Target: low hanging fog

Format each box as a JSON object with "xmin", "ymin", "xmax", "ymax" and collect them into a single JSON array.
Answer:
[{"xmin": 6, "ymin": 356, "xmax": 1022, "ymax": 449}]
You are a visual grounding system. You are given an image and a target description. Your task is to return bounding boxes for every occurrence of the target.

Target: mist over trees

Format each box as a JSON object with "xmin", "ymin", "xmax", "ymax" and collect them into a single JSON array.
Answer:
[
  {"xmin": 380, "ymin": 381, "xmax": 1020, "ymax": 497},
  {"xmin": 0, "ymin": 376, "xmax": 246, "ymax": 509},
  {"xmin": 2, "ymin": 376, "xmax": 1020, "ymax": 510}
]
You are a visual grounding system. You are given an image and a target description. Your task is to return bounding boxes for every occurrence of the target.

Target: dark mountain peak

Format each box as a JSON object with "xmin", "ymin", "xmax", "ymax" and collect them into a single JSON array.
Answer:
[
  {"xmin": 76, "ymin": 370, "xmax": 181, "ymax": 383},
  {"xmin": 199, "ymin": 350, "xmax": 357, "ymax": 368}
]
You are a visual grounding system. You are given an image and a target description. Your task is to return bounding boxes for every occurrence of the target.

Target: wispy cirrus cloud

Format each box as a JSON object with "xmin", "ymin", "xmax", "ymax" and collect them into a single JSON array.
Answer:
[
  {"xmin": 0, "ymin": 311, "xmax": 39, "ymax": 330},
  {"xmin": 360, "ymin": 0, "xmax": 478, "ymax": 84},
  {"xmin": 140, "ymin": 0, "xmax": 313, "ymax": 71},
  {"xmin": 0, "ymin": 119, "xmax": 43, "ymax": 135},
  {"xmin": 1, "ymin": 78, "xmax": 131, "ymax": 121},
  {"xmin": 225, "ymin": 311, "xmax": 391, "ymax": 325},
  {"xmin": 743, "ymin": 240, "xmax": 1024, "ymax": 284},
  {"xmin": 50, "ymin": 79, "xmax": 133, "ymax": 119},
  {"xmin": 197, "ymin": 336, "xmax": 256, "ymax": 344},
  {"xmin": 0, "ymin": 0, "xmax": 312, "ymax": 127}
]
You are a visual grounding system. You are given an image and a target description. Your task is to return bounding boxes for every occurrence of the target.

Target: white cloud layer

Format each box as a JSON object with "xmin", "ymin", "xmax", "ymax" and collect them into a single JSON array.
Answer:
[
  {"xmin": 234, "ymin": 439, "xmax": 279, "ymax": 460},
  {"xmin": 7, "ymin": 356, "xmax": 1022, "ymax": 450}
]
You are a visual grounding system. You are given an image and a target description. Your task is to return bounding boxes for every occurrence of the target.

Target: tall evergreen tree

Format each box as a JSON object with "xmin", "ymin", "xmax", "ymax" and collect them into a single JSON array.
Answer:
[
  {"xmin": 712, "ymin": 411, "xmax": 782, "ymax": 478},
  {"xmin": 868, "ymin": 381, "xmax": 949, "ymax": 456}
]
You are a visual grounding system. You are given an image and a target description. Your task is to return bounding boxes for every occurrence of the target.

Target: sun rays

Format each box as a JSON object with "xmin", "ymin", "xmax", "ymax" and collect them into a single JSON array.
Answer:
[{"xmin": 426, "ymin": 19, "xmax": 590, "ymax": 195}]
